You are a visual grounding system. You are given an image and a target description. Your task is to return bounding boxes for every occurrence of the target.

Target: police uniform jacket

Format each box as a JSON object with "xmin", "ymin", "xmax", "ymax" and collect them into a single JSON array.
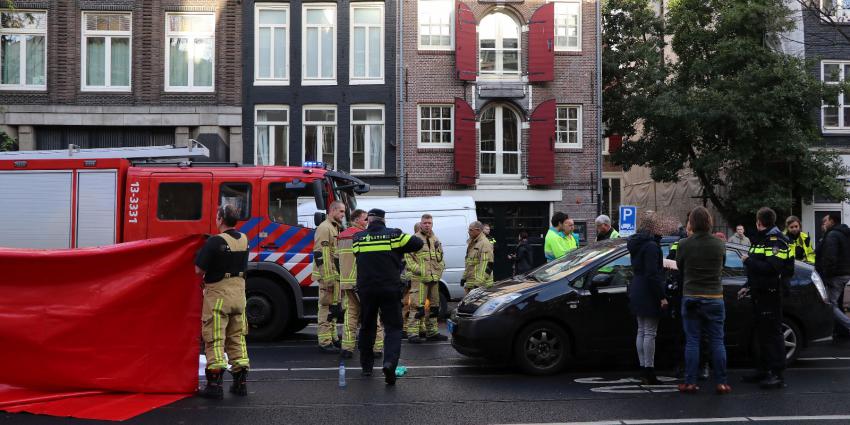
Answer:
[
  {"xmin": 785, "ymin": 230, "xmax": 815, "ymax": 264},
  {"xmin": 352, "ymin": 221, "xmax": 424, "ymax": 291},
  {"xmin": 744, "ymin": 226, "xmax": 794, "ymax": 294},
  {"xmin": 405, "ymin": 231, "xmax": 446, "ymax": 284}
]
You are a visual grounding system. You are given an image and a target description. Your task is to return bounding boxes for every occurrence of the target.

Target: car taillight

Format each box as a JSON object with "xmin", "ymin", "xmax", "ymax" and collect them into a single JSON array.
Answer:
[{"xmin": 811, "ymin": 271, "xmax": 829, "ymax": 304}]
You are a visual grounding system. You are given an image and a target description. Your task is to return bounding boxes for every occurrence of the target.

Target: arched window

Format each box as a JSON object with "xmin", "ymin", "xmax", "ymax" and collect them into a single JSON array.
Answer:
[{"xmin": 479, "ymin": 11, "xmax": 520, "ymax": 78}]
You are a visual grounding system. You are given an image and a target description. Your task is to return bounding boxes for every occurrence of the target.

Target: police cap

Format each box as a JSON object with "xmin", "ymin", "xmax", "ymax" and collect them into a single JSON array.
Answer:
[{"xmin": 367, "ymin": 208, "xmax": 386, "ymax": 219}]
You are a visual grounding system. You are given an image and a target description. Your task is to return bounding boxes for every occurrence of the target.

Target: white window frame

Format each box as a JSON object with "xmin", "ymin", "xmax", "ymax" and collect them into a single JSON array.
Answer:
[
  {"xmin": 81, "ymin": 12, "xmax": 132, "ymax": 92},
  {"xmin": 302, "ymin": 3, "xmax": 336, "ymax": 86},
  {"xmin": 255, "ymin": 105, "xmax": 290, "ymax": 166},
  {"xmin": 479, "ymin": 12, "xmax": 522, "ymax": 79},
  {"xmin": 254, "ymin": 3, "xmax": 289, "ymax": 86},
  {"xmin": 0, "ymin": 9, "xmax": 47, "ymax": 91},
  {"xmin": 550, "ymin": 1, "xmax": 582, "ymax": 52},
  {"xmin": 821, "ymin": 61, "xmax": 850, "ymax": 134},
  {"xmin": 302, "ymin": 105, "xmax": 337, "ymax": 168},
  {"xmin": 479, "ymin": 105, "xmax": 522, "ymax": 178},
  {"xmin": 349, "ymin": 3, "xmax": 384, "ymax": 85},
  {"xmin": 556, "ymin": 104, "xmax": 583, "ymax": 149},
  {"xmin": 164, "ymin": 12, "xmax": 215, "ymax": 93},
  {"xmin": 417, "ymin": 0, "xmax": 454, "ymax": 51},
  {"xmin": 350, "ymin": 104, "xmax": 385, "ymax": 175},
  {"xmin": 417, "ymin": 104, "xmax": 454, "ymax": 148}
]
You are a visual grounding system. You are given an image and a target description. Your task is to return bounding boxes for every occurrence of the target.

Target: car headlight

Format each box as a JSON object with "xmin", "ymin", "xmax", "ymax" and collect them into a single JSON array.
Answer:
[
  {"xmin": 811, "ymin": 271, "xmax": 829, "ymax": 304},
  {"xmin": 473, "ymin": 293, "xmax": 522, "ymax": 317}
]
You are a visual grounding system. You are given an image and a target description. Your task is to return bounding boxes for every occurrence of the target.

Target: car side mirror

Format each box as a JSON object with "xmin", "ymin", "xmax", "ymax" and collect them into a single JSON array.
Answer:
[
  {"xmin": 314, "ymin": 212, "xmax": 326, "ymax": 227},
  {"xmin": 588, "ymin": 273, "xmax": 613, "ymax": 295}
]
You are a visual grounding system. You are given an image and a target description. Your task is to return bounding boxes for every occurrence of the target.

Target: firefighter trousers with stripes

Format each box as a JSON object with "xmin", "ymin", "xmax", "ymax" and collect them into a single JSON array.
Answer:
[
  {"xmin": 342, "ymin": 289, "xmax": 384, "ymax": 352},
  {"xmin": 405, "ymin": 281, "xmax": 440, "ymax": 336},
  {"xmin": 202, "ymin": 277, "xmax": 250, "ymax": 372},
  {"xmin": 317, "ymin": 278, "xmax": 341, "ymax": 347}
]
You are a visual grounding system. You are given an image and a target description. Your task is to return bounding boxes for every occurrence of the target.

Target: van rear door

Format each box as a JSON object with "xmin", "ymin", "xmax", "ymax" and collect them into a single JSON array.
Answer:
[{"xmin": 147, "ymin": 173, "xmax": 213, "ymax": 238}]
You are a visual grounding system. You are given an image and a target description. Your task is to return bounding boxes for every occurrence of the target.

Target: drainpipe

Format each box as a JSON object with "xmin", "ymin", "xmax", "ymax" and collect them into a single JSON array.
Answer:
[
  {"xmin": 595, "ymin": 0, "xmax": 603, "ymax": 215},
  {"xmin": 398, "ymin": 0, "xmax": 407, "ymax": 197}
]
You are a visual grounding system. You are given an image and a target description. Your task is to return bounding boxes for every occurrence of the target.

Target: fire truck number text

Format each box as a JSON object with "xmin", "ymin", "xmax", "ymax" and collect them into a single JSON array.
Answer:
[{"xmin": 128, "ymin": 182, "xmax": 140, "ymax": 224}]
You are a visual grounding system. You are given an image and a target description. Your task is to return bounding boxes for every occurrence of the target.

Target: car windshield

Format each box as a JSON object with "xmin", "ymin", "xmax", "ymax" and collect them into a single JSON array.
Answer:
[{"xmin": 531, "ymin": 241, "xmax": 622, "ymax": 282}]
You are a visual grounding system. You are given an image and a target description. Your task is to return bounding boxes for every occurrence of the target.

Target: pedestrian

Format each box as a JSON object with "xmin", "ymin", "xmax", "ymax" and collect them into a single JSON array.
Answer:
[
  {"xmin": 405, "ymin": 214, "xmax": 447, "ymax": 343},
  {"xmin": 195, "ymin": 205, "xmax": 251, "ymax": 399},
  {"xmin": 595, "ymin": 214, "xmax": 620, "ymax": 241},
  {"xmin": 352, "ymin": 209, "xmax": 424, "ymax": 385},
  {"xmin": 740, "ymin": 207, "xmax": 795, "ymax": 389},
  {"xmin": 545, "ymin": 212, "xmax": 578, "ymax": 261},
  {"xmin": 510, "ymin": 230, "xmax": 535, "ymax": 275},
  {"xmin": 313, "ymin": 201, "xmax": 345, "ymax": 353},
  {"xmin": 815, "ymin": 212, "xmax": 850, "ymax": 335},
  {"xmin": 785, "ymin": 216, "xmax": 815, "ymax": 264},
  {"xmin": 461, "ymin": 221, "xmax": 495, "ymax": 294},
  {"xmin": 338, "ymin": 209, "xmax": 383, "ymax": 359},
  {"xmin": 729, "ymin": 225, "xmax": 751, "ymax": 247},
  {"xmin": 483, "ymin": 223, "xmax": 497, "ymax": 246},
  {"xmin": 675, "ymin": 206, "xmax": 730, "ymax": 394},
  {"xmin": 627, "ymin": 211, "xmax": 667, "ymax": 385}
]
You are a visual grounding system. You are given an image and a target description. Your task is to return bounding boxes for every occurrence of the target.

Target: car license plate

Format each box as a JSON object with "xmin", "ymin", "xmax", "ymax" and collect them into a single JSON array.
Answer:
[{"xmin": 447, "ymin": 319, "xmax": 456, "ymax": 334}]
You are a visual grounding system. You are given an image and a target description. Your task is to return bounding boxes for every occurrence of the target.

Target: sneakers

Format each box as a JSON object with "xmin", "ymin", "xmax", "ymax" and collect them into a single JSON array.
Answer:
[
  {"xmin": 200, "ymin": 369, "xmax": 224, "ymax": 400},
  {"xmin": 426, "ymin": 333, "xmax": 448, "ymax": 342},
  {"xmin": 340, "ymin": 350, "xmax": 354, "ymax": 359},
  {"xmin": 382, "ymin": 363, "xmax": 397, "ymax": 386},
  {"xmin": 229, "ymin": 368, "xmax": 248, "ymax": 396},
  {"xmin": 319, "ymin": 344, "xmax": 340, "ymax": 354}
]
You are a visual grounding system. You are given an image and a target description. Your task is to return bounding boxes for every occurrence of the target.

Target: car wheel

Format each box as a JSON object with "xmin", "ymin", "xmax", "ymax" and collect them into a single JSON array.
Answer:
[
  {"xmin": 246, "ymin": 276, "xmax": 292, "ymax": 341},
  {"xmin": 514, "ymin": 321, "xmax": 570, "ymax": 376},
  {"xmin": 783, "ymin": 319, "xmax": 801, "ymax": 365}
]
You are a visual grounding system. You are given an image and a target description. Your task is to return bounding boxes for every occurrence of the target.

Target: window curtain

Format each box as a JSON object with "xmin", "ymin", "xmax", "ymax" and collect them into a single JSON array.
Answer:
[
  {"xmin": 256, "ymin": 125, "xmax": 270, "ymax": 165},
  {"xmin": 169, "ymin": 38, "xmax": 189, "ymax": 86},
  {"xmin": 86, "ymin": 37, "xmax": 106, "ymax": 86},
  {"xmin": 274, "ymin": 28, "xmax": 286, "ymax": 79},
  {"xmin": 320, "ymin": 28, "xmax": 333, "ymax": 78},
  {"xmin": 193, "ymin": 38, "xmax": 213, "ymax": 87},
  {"xmin": 322, "ymin": 126, "xmax": 335, "ymax": 165},
  {"xmin": 258, "ymin": 28, "xmax": 271, "ymax": 78},
  {"xmin": 25, "ymin": 35, "xmax": 44, "ymax": 85},
  {"xmin": 111, "ymin": 37, "xmax": 130, "ymax": 86},
  {"xmin": 368, "ymin": 124, "xmax": 382, "ymax": 169},
  {"xmin": 1, "ymin": 35, "xmax": 20, "ymax": 84}
]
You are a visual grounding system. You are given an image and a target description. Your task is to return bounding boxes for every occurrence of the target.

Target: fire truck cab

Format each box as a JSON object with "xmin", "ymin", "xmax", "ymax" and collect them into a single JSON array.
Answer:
[{"xmin": 0, "ymin": 144, "xmax": 368, "ymax": 340}]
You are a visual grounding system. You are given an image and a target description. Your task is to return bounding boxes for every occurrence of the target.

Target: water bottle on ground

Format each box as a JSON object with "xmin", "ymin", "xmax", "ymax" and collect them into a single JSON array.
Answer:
[{"xmin": 338, "ymin": 360, "xmax": 347, "ymax": 388}]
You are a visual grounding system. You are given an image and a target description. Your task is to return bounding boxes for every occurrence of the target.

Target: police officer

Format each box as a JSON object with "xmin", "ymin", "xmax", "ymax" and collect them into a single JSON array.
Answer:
[
  {"xmin": 462, "ymin": 221, "xmax": 494, "ymax": 294},
  {"xmin": 338, "ymin": 209, "xmax": 384, "ymax": 358},
  {"xmin": 314, "ymin": 201, "xmax": 345, "ymax": 353},
  {"xmin": 739, "ymin": 207, "xmax": 794, "ymax": 389},
  {"xmin": 784, "ymin": 216, "xmax": 815, "ymax": 264},
  {"xmin": 405, "ymin": 213, "xmax": 447, "ymax": 343},
  {"xmin": 195, "ymin": 204, "xmax": 251, "ymax": 399},
  {"xmin": 352, "ymin": 209, "xmax": 423, "ymax": 385}
]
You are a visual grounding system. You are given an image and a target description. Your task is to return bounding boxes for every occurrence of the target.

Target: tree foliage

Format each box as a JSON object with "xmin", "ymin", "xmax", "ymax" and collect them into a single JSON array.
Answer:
[
  {"xmin": 604, "ymin": 0, "xmax": 848, "ymax": 226},
  {"xmin": 0, "ymin": 131, "xmax": 17, "ymax": 152}
]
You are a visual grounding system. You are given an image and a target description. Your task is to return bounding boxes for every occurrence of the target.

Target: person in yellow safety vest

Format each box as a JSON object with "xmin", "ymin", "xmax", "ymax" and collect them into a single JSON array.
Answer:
[
  {"xmin": 483, "ymin": 223, "xmax": 497, "ymax": 247},
  {"xmin": 544, "ymin": 212, "xmax": 580, "ymax": 261},
  {"xmin": 462, "ymin": 221, "xmax": 494, "ymax": 294},
  {"xmin": 338, "ymin": 209, "xmax": 384, "ymax": 359},
  {"xmin": 313, "ymin": 200, "xmax": 345, "ymax": 353},
  {"xmin": 401, "ymin": 222, "xmax": 422, "ymax": 339},
  {"xmin": 406, "ymin": 213, "xmax": 447, "ymax": 343},
  {"xmin": 595, "ymin": 214, "xmax": 620, "ymax": 241},
  {"xmin": 195, "ymin": 205, "xmax": 251, "ymax": 399},
  {"xmin": 784, "ymin": 216, "xmax": 815, "ymax": 264}
]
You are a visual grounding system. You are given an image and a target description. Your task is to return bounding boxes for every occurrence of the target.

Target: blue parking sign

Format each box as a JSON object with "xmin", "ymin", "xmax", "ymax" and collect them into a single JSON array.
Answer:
[{"xmin": 618, "ymin": 205, "xmax": 637, "ymax": 237}]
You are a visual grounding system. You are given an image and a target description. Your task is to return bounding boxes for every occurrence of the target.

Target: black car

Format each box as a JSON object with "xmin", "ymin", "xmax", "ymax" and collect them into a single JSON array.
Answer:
[{"xmin": 449, "ymin": 238, "xmax": 834, "ymax": 375}]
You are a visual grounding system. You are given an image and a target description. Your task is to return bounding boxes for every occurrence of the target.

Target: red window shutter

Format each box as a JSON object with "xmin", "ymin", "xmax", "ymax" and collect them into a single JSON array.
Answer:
[
  {"xmin": 528, "ymin": 3, "xmax": 555, "ymax": 83},
  {"xmin": 455, "ymin": 1, "xmax": 477, "ymax": 81},
  {"xmin": 454, "ymin": 98, "xmax": 477, "ymax": 185},
  {"xmin": 608, "ymin": 135, "xmax": 623, "ymax": 154},
  {"xmin": 528, "ymin": 99, "xmax": 556, "ymax": 186}
]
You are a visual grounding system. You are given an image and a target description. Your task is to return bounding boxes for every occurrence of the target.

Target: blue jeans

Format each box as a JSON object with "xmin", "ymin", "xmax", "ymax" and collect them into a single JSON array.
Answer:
[{"xmin": 682, "ymin": 297, "xmax": 728, "ymax": 385}]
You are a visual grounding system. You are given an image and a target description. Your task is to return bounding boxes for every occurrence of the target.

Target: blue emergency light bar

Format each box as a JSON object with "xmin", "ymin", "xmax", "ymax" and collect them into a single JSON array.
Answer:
[{"xmin": 303, "ymin": 161, "xmax": 327, "ymax": 169}]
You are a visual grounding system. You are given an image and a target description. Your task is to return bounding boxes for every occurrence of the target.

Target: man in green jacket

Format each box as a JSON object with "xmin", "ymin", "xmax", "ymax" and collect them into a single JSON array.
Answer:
[{"xmin": 545, "ymin": 212, "xmax": 579, "ymax": 261}]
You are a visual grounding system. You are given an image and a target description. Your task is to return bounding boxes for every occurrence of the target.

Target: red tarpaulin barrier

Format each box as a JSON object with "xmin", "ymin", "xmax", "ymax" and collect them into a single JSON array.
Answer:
[{"xmin": 0, "ymin": 235, "xmax": 205, "ymax": 421}]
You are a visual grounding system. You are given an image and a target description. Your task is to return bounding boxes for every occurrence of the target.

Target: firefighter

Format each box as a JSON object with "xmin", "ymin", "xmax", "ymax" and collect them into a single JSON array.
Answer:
[
  {"xmin": 352, "ymin": 209, "xmax": 424, "ymax": 385},
  {"xmin": 339, "ymin": 209, "xmax": 384, "ymax": 358},
  {"xmin": 462, "ymin": 221, "xmax": 494, "ymax": 294},
  {"xmin": 483, "ymin": 223, "xmax": 497, "ymax": 246},
  {"xmin": 195, "ymin": 205, "xmax": 251, "ymax": 399},
  {"xmin": 314, "ymin": 200, "xmax": 345, "ymax": 353},
  {"xmin": 739, "ymin": 207, "xmax": 795, "ymax": 389},
  {"xmin": 401, "ymin": 222, "xmax": 422, "ymax": 340},
  {"xmin": 406, "ymin": 214, "xmax": 447, "ymax": 343},
  {"xmin": 784, "ymin": 216, "xmax": 815, "ymax": 264}
]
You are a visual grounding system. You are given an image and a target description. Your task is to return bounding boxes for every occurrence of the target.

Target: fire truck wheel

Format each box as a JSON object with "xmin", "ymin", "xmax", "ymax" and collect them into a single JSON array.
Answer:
[{"xmin": 246, "ymin": 276, "xmax": 291, "ymax": 341}]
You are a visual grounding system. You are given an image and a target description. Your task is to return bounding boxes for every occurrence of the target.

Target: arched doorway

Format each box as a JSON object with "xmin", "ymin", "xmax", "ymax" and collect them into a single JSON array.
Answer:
[
  {"xmin": 479, "ymin": 103, "xmax": 520, "ymax": 178},
  {"xmin": 479, "ymin": 11, "xmax": 521, "ymax": 78}
]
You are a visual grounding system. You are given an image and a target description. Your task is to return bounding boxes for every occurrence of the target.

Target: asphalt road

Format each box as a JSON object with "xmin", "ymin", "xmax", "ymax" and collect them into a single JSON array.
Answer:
[{"xmin": 5, "ymin": 321, "xmax": 850, "ymax": 425}]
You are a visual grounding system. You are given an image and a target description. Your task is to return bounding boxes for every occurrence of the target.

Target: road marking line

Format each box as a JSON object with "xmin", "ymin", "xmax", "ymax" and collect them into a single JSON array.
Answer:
[
  {"xmin": 252, "ymin": 365, "xmax": 477, "ymax": 372},
  {"xmin": 495, "ymin": 415, "xmax": 850, "ymax": 425},
  {"xmin": 798, "ymin": 357, "xmax": 850, "ymax": 361},
  {"xmin": 625, "ymin": 419, "xmax": 747, "ymax": 424},
  {"xmin": 748, "ymin": 416, "xmax": 850, "ymax": 422}
]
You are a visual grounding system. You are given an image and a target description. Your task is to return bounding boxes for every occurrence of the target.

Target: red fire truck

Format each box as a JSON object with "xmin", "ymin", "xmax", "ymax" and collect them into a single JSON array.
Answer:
[{"xmin": 0, "ymin": 143, "xmax": 369, "ymax": 340}]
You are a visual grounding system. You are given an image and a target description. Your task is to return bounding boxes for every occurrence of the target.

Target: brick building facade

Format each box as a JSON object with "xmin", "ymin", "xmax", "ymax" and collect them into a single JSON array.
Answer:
[{"xmin": 0, "ymin": 0, "xmax": 242, "ymax": 161}]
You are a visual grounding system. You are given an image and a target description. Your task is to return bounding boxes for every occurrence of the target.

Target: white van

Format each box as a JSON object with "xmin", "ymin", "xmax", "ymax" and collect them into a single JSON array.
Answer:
[{"xmin": 299, "ymin": 196, "xmax": 477, "ymax": 306}]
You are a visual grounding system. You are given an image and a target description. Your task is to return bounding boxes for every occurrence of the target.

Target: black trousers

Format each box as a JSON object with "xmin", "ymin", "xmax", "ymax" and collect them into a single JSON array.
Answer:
[
  {"xmin": 753, "ymin": 291, "xmax": 785, "ymax": 374},
  {"xmin": 358, "ymin": 287, "xmax": 403, "ymax": 371}
]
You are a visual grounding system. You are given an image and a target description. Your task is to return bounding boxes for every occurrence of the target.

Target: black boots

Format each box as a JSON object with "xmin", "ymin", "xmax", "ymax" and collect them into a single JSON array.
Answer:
[
  {"xmin": 230, "ymin": 368, "xmax": 249, "ymax": 396},
  {"xmin": 759, "ymin": 371, "xmax": 785, "ymax": 389},
  {"xmin": 383, "ymin": 362, "xmax": 397, "ymax": 386},
  {"xmin": 641, "ymin": 367, "xmax": 662, "ymax": 385},
  {"xmin": 200, "ymin": 369, "xmax": 224, "ymax": 399}
]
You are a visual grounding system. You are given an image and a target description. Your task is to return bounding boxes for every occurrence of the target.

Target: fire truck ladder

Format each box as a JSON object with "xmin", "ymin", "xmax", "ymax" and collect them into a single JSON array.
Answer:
[{"xmin": 0, "ymin": 140, "xmax": 210, "ymax": 160}]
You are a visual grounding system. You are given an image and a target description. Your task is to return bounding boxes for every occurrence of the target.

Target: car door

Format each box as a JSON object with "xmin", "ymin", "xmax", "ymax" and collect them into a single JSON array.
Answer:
[
  {"xmin": 721, "ymin": 248, "xmax": 751, "ymax": 351},
  {"xmin": 582, "ymin": 253, "xmax": 636, "ymax": 353},
  {"xmin": 147, "ymin": 173, "xmax": 212, "ymax": 238}
]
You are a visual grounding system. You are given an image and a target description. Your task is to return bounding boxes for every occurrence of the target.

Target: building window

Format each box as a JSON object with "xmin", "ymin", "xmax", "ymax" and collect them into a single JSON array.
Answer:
[
  {"xmin": 219, "ymin": 182, "xmax": 251, "ymax": 221},
  {"xmin": 0, "ymin": 10, "xmax": 47, "ymax": 90},
  {"xmin": 157, "ymin": 182, "xmax": 203, "ymax": 221},
  {"xmin": 351, "ymin": 105, "xmax": 384, "ymax": 174},
  {"xmin": 602, "ymin": 177, "xmax": 622, "ymax": 228},
  {"xmin": 418, "ymin": 0, "xmax": 453, "ymax": 50},
  {"xmin": 556, "ymin": 105, "xmax": 582, "ymax": 148},
  {"xmin": 418, "ymin": 104, "xmax": 453, "ymax": 147},
  {"xmin": 302, "ymin": 4, "xmax": 336, "ymax": 85},
  {"xmin": 255, "ymin": 106, "xmax": 289, "ymax": 166},
  {"xmin": 350, "ymin": 3, "xmax": 383, "ymax": 84},
  {"xmin": 255, "ymin": 4, "xmax": 288, "ymax": 85},
  {"xmin": 819, "ymin": 0, "xmax": 850, "ymax": 20},
  {"xmin": 554, "ymin": 2, "xmax": 581, "ymax": 51},
  {"xmin": 81, "ymin": 13, "xmax": 131, "ymax": 91},
  {"xmin": 479, "ymin": 12, "xmax": 521, "ymax": 78},
  {"xmin": 165, "ymin": 13, "xmax": 214, "ymax": 92},
  {"xmin": 480, "ymin": 105, "xmax": 521, "ymax": 177},
  {"xmin": 303, "ymin": 106, "xmax": 336, "ymax": 168},
  {"xmin": 822, "ymin": 61, "xmax": 850, "ymax": 132}
]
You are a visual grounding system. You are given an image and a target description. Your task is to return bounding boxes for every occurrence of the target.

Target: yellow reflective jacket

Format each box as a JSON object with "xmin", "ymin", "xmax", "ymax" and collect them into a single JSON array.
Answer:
[
  {"xmin": 405, "ymin": 231, "xmax": 446, "ymax": 284},
  {"xmin": 463, "ymin": 233, "xmax": 494, "ymax": 288},
  {"xmin": 312, "ymin": 218, "xmax": 340, "ymax": 282},
  {"xmin": 785, "ymin": 231, "xmax": 816, "ymax": 264}
]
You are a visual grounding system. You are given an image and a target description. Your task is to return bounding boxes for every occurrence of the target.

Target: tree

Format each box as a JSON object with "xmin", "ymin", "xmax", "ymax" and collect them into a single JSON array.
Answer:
[
  {"xmin": 610, "ymin": 0, "xmax": 848, "ymax": 226},
  {"xmin": 0, "ymin": 131, "xmax": 17, "ymax": 152}
]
